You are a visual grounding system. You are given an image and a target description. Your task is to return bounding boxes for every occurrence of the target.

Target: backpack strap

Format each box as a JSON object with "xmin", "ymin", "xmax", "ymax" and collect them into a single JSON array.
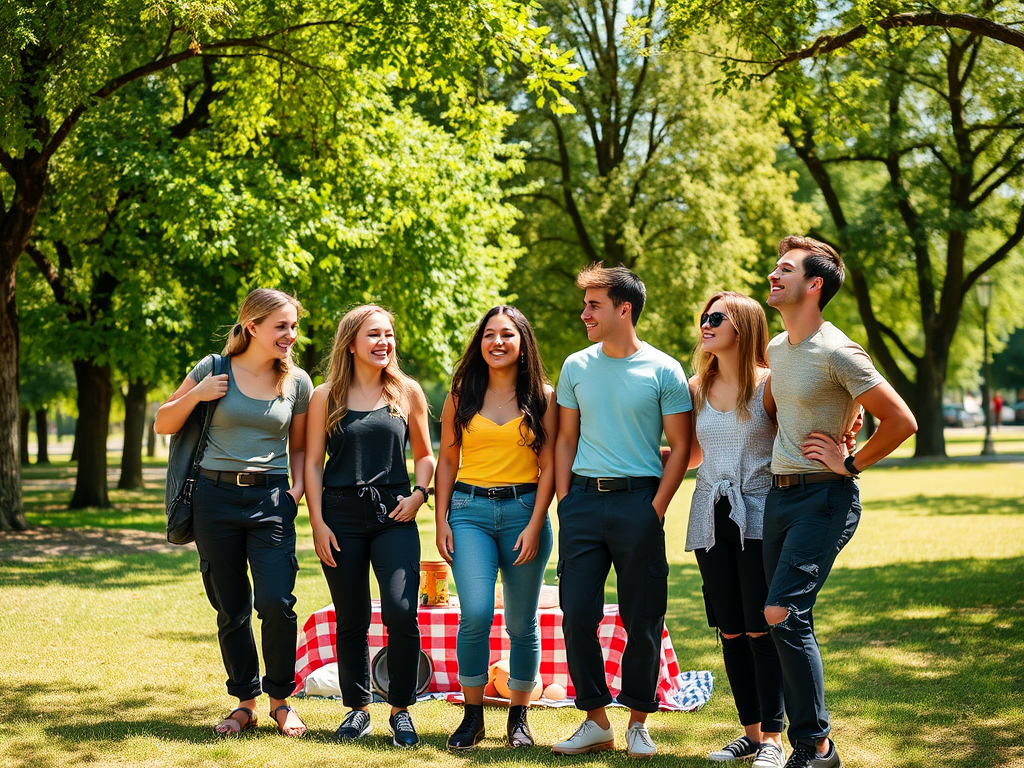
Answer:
[{"xmin": 191, "ymin": 354, "xmax": 228, "ymax": 475}]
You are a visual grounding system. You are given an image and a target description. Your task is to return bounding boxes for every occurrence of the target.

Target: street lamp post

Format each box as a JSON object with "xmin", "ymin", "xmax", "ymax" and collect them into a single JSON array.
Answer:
[{"xmin": 976, "ymin": 275, "xmax": 995, "ymax": 456}]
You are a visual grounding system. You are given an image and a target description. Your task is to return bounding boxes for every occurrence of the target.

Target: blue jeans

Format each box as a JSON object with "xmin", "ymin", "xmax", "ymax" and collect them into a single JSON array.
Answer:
[{"xmin": 448, "ymin": 489, "xmax": 552, "ymax": 691}]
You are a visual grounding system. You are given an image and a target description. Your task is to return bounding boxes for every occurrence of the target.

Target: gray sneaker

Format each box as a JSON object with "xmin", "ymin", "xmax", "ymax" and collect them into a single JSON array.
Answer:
[
  {"xmin": 709, "ymin": 735, "xmax": 758, "ymax": 761},
  {"xmin": 752, "ymin": 742, "xmax": 786, "ymax": 768},
  {"xmin": 783, "ymin": 740, "xmax": 842, "ymax": 768}
]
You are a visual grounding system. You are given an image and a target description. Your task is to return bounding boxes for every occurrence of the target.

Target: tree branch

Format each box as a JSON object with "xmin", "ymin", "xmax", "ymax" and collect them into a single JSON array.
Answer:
[
  {"xmin": 24, "ymin": 242, "xmax": 72, "ymax": 309},
  {"xmin": 39, "ymin": 18, "xmax": 358, "ymax": 165},
  {"xmin": 962, "ymin": 205, "xmax": 1024, "ymax": 299}
]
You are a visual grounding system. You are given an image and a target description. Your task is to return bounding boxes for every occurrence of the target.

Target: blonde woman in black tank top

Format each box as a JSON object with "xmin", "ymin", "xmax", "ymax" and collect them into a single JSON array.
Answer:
[{"xmin": 305, "ymin": 305, "xmax": 435, "ymax": 748}]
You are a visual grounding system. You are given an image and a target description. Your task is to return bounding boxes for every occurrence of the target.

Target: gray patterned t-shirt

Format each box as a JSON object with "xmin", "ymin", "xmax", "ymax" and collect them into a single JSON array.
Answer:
[{"xmin": 686, "ymin": 377, "xmax": 774, "ymax": 551}]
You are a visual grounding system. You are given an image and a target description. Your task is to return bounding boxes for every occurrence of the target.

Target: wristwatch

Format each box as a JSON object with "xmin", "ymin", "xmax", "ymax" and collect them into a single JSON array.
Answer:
[
  {"xmin": 413, "ymin": 485, "xmax": 430, "ymax": 503},
  {"xmin": 844, "ymin": 455, "xmax": 861, "ymax": 476}
]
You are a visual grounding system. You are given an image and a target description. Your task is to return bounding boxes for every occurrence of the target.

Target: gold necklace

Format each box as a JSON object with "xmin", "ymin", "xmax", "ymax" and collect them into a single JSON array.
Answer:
[
  {"xmin": 487, "ymin": 388, "xmax": 518, "ymax": 410},
  {"xmin": 354, "ymin": 381, "xmax": 383, "ymax": 402}
]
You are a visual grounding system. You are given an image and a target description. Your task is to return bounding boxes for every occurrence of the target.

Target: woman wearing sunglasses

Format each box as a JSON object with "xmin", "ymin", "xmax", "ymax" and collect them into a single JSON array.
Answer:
[
  {"xmin": 685, "ymin": 292, "xmax": 787, "ymax": 767},
  {"xmin": 304, "ymin": 305, "xmax": 435, "ymax": 748}
]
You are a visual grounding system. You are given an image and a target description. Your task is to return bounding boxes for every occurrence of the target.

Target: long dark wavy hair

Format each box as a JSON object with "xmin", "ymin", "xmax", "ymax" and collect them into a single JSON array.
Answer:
[{"xmin": 451, "ymin": 306, "xmax": 549, "ymax": 454}]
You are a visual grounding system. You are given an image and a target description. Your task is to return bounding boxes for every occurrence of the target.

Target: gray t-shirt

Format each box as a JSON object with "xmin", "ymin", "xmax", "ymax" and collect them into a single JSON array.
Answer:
[
  {"xmin": 557, "ymin": 342, "xmax": 691, "ymax": 478},
  {"xmin": 767, "ymin": 322, "xmax": 884, "ymax": 474},
  {"xmin": 188, "ymin": 355, "xmax": 313, "ymax": 473}
]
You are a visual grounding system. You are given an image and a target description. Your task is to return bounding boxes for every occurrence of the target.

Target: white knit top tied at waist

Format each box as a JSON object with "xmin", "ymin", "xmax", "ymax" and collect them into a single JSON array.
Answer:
[{"xmin": 686, "ymin": 377, "xmax": 775, "ymax": 552}]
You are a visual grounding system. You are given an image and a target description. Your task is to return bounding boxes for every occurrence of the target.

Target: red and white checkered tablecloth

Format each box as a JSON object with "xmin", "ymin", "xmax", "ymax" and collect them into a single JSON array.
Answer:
[{"xmin": 294, "ymin": 601, "xmax": 690, "ymax": 709}]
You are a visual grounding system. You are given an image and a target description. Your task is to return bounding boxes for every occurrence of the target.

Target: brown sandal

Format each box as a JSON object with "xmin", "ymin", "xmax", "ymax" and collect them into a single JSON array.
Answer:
[
  {"xmin": 271, "ymin": 705, "xmax": 307, "ymax": 738},
  {"xmin": 214, "ymin": 706, "xmax": 257, "ymax": 738}
]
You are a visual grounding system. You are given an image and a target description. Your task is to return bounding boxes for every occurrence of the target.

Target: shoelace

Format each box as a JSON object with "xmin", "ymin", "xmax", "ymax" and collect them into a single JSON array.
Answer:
[
  {"xmin": 628, "ymin": 724, "xmax": 654, "ymax": 749},
  {"xmin": 343, "ymin": 710, "xmax": 369, "ymax": 730},
  {"xmin": 786, "ymin": 743, "xmax": 816, "ymax": 768},
  {"xmin": 572, "ymin": 720, "xmax": 598, "ymax": 739},
  {"xmin": 754, "ymin": 743, "xmax": 784, "ymax": 766},
  {"xmin": 393, "ymin": 712, "xmax": 415, "ymax": 733}
]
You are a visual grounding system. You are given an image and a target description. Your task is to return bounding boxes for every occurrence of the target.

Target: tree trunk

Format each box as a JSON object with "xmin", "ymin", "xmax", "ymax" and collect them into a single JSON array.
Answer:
[
  {"xmin": 118, "ymin": 378, "xmax": 147, "ymax": 489},
  {"xmin": 146, "ymin": 402, "xmax": 157, "ymax": 458},
  {"xmin": 1, "ymin": 257, "xmax": 25, "ymax": 529},
  {"xmin": 34, "ymin": 408, "xmax": 49, "ymax": 464},
  {"xmin": 19, "ymin": 408, "xmax": 30, "ymax": 466},
  {"xmin": 911, "ymin": 363, "xmax": 946, "ymax": 458},
  {"xmin": 69, "ymin": 359, "xmax": 112, "ymax": 509}
]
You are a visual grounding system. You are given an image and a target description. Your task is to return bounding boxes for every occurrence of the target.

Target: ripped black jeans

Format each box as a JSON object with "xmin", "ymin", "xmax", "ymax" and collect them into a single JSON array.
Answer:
[
  {"xmin": 193, "ymin": 473, "xmax": 299, "ymax": 701},
  {"xmin": 762, "ymin": 479, "xmax": 860, "ymax": 746}
]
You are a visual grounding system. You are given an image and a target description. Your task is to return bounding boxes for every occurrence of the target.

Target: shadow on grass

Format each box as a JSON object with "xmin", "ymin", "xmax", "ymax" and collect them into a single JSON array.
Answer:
[
  {"xmin": 1, "ymin": 550, "xmax": 195, "ymax": 589},
  {"xmin": 869, "ymin": 494, "xmax": 1024, "ymax": 516},
  {"xmin": 811, "ymin": 557, "xmax": 1022, "ymax": 767}
]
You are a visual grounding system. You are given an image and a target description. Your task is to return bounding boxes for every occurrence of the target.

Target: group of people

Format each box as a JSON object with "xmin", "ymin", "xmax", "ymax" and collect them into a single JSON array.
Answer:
[{"xmin": 156, "ymin": 234, "xmax": 917, "ymax": 768}]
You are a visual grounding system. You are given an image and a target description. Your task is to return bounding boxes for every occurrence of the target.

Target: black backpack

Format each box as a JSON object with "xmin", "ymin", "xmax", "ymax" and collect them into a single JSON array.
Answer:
[{"xmin": 164, "ymin": 354, "xmax": 228, "ymax": 544}]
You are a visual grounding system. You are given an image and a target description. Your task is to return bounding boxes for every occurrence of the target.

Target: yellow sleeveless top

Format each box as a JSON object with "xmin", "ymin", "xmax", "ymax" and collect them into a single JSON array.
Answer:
[{"xmin": 456, "ymin": 414, "xmax": 540, "ymax": 486}]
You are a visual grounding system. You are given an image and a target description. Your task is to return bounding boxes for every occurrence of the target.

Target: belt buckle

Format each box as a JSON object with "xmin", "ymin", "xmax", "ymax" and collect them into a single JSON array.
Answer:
[
  {"xmin": 596, "ymin": 478, "xmax": 614, "ymax": 492},
  {"xmin": 487, "ymin": 487, "xmax": 507, "ymax": 499},
  {"xmin": 236, "ymin": 473, "xmax": 256, "ymax": 487}
]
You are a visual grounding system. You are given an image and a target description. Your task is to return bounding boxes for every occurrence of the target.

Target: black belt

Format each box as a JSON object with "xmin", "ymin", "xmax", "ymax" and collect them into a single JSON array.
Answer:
[
  {"xmin": 772, "ymin": 472, "xmax": 847, "ymax": 488},
  {"xmin": 571, "ymin": 474, "xmax": 660, "ymax": 493},
  {"xmin": 199, "ymin": 469, "xmax": 283, "ymax": 486},
  {"xmin": 453, "ymin": 481, "xmax": 538, "ymax": 500}
]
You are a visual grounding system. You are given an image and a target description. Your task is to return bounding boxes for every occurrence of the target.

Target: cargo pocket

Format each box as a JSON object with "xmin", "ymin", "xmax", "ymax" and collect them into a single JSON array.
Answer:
[
  {"xmin": 644, "ymin": 561, "xmax": 670, "ymax": 617},
  {"xmin": 199, "ymin": 559, "xmax": 219, "ymax": 611},
  {"xmin": 790, "ymin": 558, "xmax": 820, "ymax": 595}
]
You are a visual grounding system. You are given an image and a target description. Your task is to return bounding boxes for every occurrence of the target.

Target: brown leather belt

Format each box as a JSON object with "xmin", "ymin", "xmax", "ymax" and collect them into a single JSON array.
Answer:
[
  {"xmin": 772, "ymin": 472, "xmax": 847, "ymax": 488},
  {"xmin": 200, "ymin": 469, "xmax": 283, "ymax": 486}
]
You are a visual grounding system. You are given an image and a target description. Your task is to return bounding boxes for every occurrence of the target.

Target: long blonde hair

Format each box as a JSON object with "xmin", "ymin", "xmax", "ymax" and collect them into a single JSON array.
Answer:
[
  {"xmin": 691, "ymin": 291, "xmax": 769, "ymax": 421},
  {"xmin": 222, "ymin": 288, "xmax": 304, "ymax": 397},
  {"xmin": 324, "ymin": 305, "xmax": 416, "ymax": 434}
]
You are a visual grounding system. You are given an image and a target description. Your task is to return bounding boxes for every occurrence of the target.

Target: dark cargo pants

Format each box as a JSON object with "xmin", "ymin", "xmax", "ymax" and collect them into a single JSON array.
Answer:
[{"xmin": 557, "ymin": 478, "xmax": 668, "ymax": 713}]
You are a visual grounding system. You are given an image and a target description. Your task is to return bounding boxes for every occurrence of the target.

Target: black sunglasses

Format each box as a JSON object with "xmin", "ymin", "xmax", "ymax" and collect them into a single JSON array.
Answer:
[{"xmin": 700, "ymin": 312, "xmax": 730, "ymax": 328}]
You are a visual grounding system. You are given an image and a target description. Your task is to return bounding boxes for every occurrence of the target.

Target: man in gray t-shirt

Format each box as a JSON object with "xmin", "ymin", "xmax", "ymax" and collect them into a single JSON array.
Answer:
[{"xmin": 763, "ymin": 236, "xmax": 917, "ymax": 768}]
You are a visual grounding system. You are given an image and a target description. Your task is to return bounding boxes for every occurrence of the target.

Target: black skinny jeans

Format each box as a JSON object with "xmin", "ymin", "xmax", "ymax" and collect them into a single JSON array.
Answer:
[
  {"xmin": 694, "ymin": 497, "xmax": 784, "ymax": 733},
  {"xmin": 192, "ymin": 473, "xmax": 299, "ymax": 701},
  {"xmin": 320, "ymin": 486, "xmax": 421, "ymax": 708}
]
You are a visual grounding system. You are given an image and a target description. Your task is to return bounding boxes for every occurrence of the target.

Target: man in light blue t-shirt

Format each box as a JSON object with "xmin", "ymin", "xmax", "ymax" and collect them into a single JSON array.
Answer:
[{"xmin": 551, "ymin": 265, "xmax": 692, "ymax": 758}]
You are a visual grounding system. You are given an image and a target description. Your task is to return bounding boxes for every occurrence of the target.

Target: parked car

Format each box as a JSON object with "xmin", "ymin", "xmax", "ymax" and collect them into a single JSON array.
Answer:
[{"xmin": 943, "ymin": 404, "xmax": 984, "ymax": 428}]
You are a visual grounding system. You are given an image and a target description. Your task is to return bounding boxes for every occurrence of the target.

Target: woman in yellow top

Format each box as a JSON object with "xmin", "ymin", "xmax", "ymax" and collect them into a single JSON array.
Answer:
[{"xmin": 434, "ymin": 305, "xmax": 558, "ymax": 751}]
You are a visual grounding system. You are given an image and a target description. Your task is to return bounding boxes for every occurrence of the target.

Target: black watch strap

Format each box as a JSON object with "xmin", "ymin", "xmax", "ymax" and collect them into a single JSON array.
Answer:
[
  {"xmin": 413, "ymin": 485, "xmax": 430, "ymax": 502},
  {"xmin": 844, "ymin": 455, "xmax": 860, "ymax": 476}
]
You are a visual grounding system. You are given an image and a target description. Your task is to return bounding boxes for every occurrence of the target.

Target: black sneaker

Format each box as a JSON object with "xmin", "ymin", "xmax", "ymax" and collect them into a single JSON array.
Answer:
[
  {"xmin": 709, "ymin": 734, "xmax": 758, "ymax": 761},
  {"xmin": 389, "ymin": 710, "xmax": 419, "ymax": 748},
  {"xmin": 784, "ymin": 740, "xmax": 842, "ymax": 768},
  {"xmin": 334, "ymin": 709, "xmax": 371, "ymax": 741}
]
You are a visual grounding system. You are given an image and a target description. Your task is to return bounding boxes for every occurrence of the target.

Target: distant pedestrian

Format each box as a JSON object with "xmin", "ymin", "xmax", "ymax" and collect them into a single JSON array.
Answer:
[{"xmin": 993, "ymin": 391, "xmax": 1004, "ymax": 428}]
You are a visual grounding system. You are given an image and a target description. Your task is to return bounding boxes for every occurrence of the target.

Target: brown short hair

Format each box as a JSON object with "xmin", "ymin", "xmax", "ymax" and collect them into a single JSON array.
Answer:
[
  {"xmin": 778, "ymin": 235, "xmax": 845, "ymax": 309},
  {"xmin": 576, "ymin": 264, "xmax": 646, "ymax": 325}
]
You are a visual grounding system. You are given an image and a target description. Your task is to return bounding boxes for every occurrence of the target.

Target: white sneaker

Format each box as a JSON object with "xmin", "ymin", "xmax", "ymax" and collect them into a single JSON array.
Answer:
[
  {"xmin": 625, "ymin": 721, "xmax": 657, "ymax": 758},
  {"xmin": 551, "ymin": 719, "xmax": 615, "ymax": 755},
  {"xmin": 752, "ymin": 742, "xmax": 786, "ymax": 768}
]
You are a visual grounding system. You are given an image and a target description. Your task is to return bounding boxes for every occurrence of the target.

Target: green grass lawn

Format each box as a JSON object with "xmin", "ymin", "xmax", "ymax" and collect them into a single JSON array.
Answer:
[{"xmin": 2, "ymin": 459, "xmax": 1023, "ymax": 767}]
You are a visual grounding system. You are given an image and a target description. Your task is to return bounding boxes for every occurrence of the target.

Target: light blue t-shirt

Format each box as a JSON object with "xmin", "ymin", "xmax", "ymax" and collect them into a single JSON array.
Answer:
[{"xmin": 557, "ymin": 342, "xmax": 692, "ymax": 478}]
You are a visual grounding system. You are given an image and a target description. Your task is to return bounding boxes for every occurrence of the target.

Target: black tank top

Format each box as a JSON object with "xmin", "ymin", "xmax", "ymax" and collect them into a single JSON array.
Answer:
[{"xmin": 322, "ymin": 406, "xmax": 410, "ymax": 488}]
